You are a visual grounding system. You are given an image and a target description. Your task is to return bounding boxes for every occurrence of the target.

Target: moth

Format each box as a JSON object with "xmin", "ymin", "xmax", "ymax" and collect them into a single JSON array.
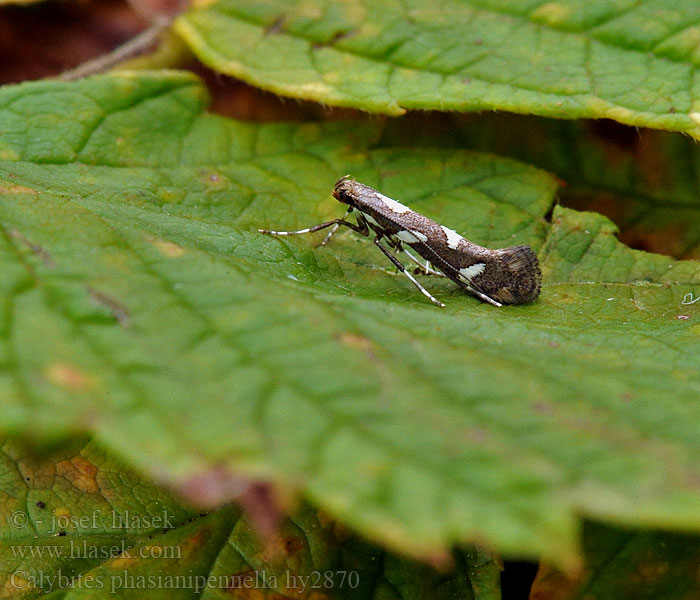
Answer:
[{"xmin": 259, "ymin": 176, "xmax": 541, "ymax": 308}]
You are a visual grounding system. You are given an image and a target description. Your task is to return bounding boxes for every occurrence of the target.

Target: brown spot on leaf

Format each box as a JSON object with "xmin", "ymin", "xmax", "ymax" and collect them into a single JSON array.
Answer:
[
  {"xmin": 312, "ymin": 29, "xmax": 356, "ymax": 49},
  {"xmin": 105, "ymin": 553, "xmax": 137, "ymax": 569},
  {"xmin": 264, "ymin": 15, "xmax": 285, "ymax": 35},
  {"xmin": 422, "ymin": 549, "xmax": 454, "ymax": 571},
  {"xmin": 176, "ymin": 525, "xmax": 211, "ymax": 560},
  {"xmin": 9, "ymin": 229, "xmax": 55, "ymax": 268},
  {"xmin": 200, "ymin": 169, "xmax": 228, "ymax": 189},
  {"xmin": 315, "ymin": 509, "xmax": 335, "ymax": 529},
  {"xmin": 637, "ymin": 560, "xmax": 669, "ymax": 581},
  {"xmin": 148, "ymin": 236, "xmax": 186, "ymax": 257},
  {"xmin": 1, "ymin": 573, "xmax": 31, "ymax": 596},
  {"xmin": 46, "ymin": 363, "xmax": 97, "ymax": 392},
  {"xmin": 620, "ymin": 391, "xmax": 633, "ymax": 403},
  {"xmin": 465, "ymin": 427, "xmax": 489, "ymax": 443},
  {"xmin": 335, "ymin": 331, "xmax": 375, "ymax": 354},
  {"xmin": 0, "ymin": 183, "xmax": 37, "ymax": 194},
  {"xmin": 224, "ymin": 568, "xmax": 255, "ymax": 591},
  {"xmin": 532, "ymin": 401, "xmax": 554, "ymax": 415},
  {"xmin": 87, "ymin": 286, "xmax": 130, "ymax": 326},
  {"xmin": 56, "ymin": 455, "xmax": 99, "ymax": 494},
  {"xmin": 284, "ymin": 537, "xmax": 304, "ymax": 555}
]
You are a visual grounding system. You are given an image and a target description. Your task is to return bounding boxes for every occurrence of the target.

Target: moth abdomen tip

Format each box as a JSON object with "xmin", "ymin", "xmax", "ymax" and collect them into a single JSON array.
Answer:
[{"xmin": 492, "ymin": 245, "xmax": 542, "ymax": 304}]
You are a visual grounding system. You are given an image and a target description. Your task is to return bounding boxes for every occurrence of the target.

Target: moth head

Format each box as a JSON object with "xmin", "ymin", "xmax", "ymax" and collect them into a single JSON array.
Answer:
[
  {"xmin": 332, "ymin": 175, "xmax": 356, "ymax": 205},
  {"xmin": 481, "ymin": 245, "xmax": 542, "ymax": 304}
]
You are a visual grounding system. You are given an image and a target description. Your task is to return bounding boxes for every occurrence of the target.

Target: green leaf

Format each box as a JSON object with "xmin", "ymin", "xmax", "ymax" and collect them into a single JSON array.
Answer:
[
  {"xmin": 1, "ymin": 72, "xmax": 700, "ymax": 570},
  {"xmin": 0, "ymin": 438, "xmax": 501, "ymax": 599},
  {"xmin": 176, "ymin": 0, "xmax": 700, "ymax": 138}
]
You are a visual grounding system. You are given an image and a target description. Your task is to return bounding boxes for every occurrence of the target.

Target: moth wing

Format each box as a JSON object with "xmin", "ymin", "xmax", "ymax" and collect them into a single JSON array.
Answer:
[
  {"xmin": 405, "ymin": 241, "xmax": 540, "ymax": 305},
  {"xmin": 403, "ymin": 241, "xmax": 496, "ymax": 298}
]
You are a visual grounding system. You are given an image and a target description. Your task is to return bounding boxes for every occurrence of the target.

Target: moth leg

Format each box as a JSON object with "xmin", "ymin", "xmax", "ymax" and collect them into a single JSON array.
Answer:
[
  {"xmin": 425, "ymin": 261, "xmax": 444, "ymax": 276},
  {"xmin": 468, "ymin": 287, "xmax": 503, "ymax": 307},
  {"xmin": 458, "ymin": 280, "xmax": 503, "ymax": 307},
  {"xmin": 402, "ymin": 247, "xmax": 446, "ymax": 277},
  {"xmin": 320, "ymin": 208, "xmax": 351, "ymax": 246},
  {"xmin": 259, "ymin": 214, "xmax": 368, "ymax": 239},
  {"xmin": 373, "ymin": 236, "xmax": 445, "ymax": 308},
  {"xmin": 386, "ymin": 238, "xmax": 404, "ymax": 274}
]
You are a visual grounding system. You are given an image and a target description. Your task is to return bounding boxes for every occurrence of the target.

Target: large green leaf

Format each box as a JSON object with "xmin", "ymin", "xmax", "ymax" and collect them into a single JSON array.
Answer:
[
  {"xmin": 176, "ymin": 0, "xmax": 700, "ymax": 138},
  {"xmin": 0, "ymin": 438, "xmax": 500, "ymax": 599},
  {"xmin": 1, "ymin": 72, "xmax": 700, "ymax": 570}
]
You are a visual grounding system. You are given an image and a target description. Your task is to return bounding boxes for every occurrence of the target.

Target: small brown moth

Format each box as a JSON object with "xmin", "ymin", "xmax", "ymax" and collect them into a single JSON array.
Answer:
[{"xmin": 259, "ymin": 176, "xmax": 541, "ymax": 308}]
